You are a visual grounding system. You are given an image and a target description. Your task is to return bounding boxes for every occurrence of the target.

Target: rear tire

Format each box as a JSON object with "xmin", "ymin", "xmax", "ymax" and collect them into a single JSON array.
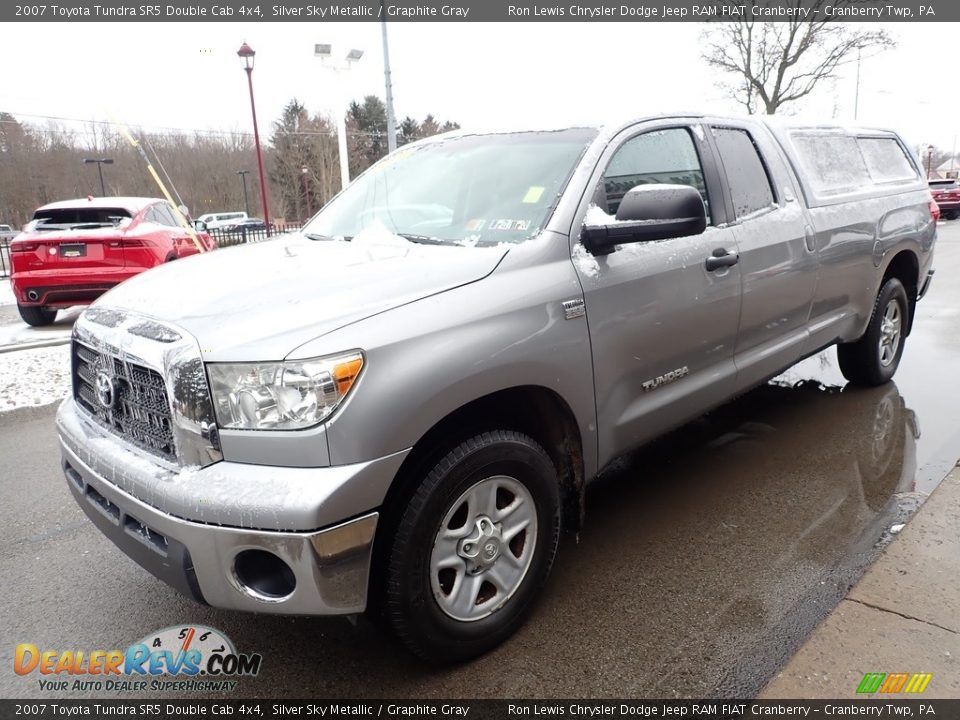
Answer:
[
  {"xmin": 382, "ymin": 430, "xmax": 561, "ymax": 664},
  {"xmin": 838, "ymin": 278, "xmax": 909, "ymax": 386},
  {"xmin": 17, "ymin": 304, "xmax": 57, "ymax": 327}
]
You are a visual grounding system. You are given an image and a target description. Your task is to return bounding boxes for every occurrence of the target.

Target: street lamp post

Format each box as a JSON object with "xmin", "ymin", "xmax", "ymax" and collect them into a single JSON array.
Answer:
[
  {"xmin": 926, "ymin": 144, "xmax": 935, "ymax": 179},
  {"xmin": 380, "ymin": 4, "xmax": 398, "ymax": 153},
  {"xmin": 236, "ymin": 170, "xmax": 251, "ymax": 216},
  {"xmin": 301, "ymin": 167, "xmax": 312, "ymax": 221},
  {"xmin": 83, "ymin": 158, "xmax": 114, "ymax": 196},
  {"xmin": 315, "ymin": 44, "xmax": 364, "ymax": 190},
  {"xmin": 237, "ymin": 42, "xmax": 271, "ymax": 236}
]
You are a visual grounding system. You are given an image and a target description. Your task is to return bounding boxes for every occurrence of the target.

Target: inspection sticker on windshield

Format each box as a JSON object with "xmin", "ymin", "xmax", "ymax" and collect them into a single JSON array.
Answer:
[
  {"xmin": 465, "ymin": 218, "xmax": 486, "ymax": 231},
  {"xmin": 523, "ymin": 186, "xmax": 546, "ymax": 203}
]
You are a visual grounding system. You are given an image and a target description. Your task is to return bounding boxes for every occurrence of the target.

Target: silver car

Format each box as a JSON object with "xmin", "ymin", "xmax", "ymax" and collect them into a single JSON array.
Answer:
[{"xmin": 58, "ymin": 114, "xmax": 936, "ymax": 663}]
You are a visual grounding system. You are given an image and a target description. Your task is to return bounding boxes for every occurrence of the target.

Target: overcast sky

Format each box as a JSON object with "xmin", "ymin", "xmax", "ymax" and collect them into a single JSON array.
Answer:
[{"xmin": 4, "ymin": 22, "xmax": 960, "ymax": 155}]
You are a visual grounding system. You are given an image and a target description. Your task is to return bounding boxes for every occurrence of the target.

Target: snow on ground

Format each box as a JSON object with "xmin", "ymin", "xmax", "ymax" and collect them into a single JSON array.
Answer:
[
  {"xmin": 0, "ymin": 308, "xmax": 79, "ymax": 348},
  {"xmin": 0, "ymin": 345, "xmax": 71, "ymax": 412},
  {"xmin": 0, "ymin": 280, "xmax": 14, "ymax": 306}
]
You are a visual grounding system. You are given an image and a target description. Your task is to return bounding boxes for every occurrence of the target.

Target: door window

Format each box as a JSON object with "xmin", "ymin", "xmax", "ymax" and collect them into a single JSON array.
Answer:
[
  {"xmin": 711, "ymin": 127, "xmax": 775, "ymax": 219},
  {"xmin": 159, "ymin": 204, "xmax": 181, "ymax": 226},
  {"xmin": 598, "ymin": 127, "xmax": 710, "ymax": 222}
]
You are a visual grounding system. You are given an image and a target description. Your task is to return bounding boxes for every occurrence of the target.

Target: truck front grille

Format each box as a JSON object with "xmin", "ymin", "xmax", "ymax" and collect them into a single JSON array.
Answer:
[{"xmin": 72, "ymin": 340, "xmax": 176, "ymax": 462}]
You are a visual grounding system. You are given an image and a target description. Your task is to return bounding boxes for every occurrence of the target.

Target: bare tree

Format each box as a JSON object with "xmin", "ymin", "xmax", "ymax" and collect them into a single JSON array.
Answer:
[{"xmin": 701, "ymin": 1, "xmax": 895, "ymax": 115}]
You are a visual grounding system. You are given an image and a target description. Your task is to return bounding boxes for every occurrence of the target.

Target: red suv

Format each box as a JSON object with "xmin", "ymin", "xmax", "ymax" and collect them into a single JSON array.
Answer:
[
  {"xmin": 9, "ymin": 197, "xmax": 216, "ymax": 326},
  {"xmin": 929, "ymin": 179, "xmax": 960, "ymax": 219}
]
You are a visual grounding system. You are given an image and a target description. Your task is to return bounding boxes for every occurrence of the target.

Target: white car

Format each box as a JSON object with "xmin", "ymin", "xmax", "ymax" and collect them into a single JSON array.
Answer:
[
  {"xmin": 195, "ymin": 211, "xmax": 247, "ymax": 230},
  {"xmin": 0, "ymin": 223, "xmax": 18, "ymax": 241}
]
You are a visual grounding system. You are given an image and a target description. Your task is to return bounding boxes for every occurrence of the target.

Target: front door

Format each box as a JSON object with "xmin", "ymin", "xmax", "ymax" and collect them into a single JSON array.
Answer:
[{"xmin": 572, "ymin": 124, "xmax": 743, "ymax": 468}]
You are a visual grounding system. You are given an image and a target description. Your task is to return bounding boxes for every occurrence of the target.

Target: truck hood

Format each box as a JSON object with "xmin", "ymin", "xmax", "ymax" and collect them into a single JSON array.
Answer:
[{"xmin": 93, "ymin": 234, "xmax": 509, "ymax": 360}]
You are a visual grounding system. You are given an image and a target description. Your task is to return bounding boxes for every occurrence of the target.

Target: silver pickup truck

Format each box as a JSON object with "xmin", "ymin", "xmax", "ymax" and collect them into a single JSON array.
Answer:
[{"xmin": 57, "ymin": 114, "xmax": 936, "ymax": 663}]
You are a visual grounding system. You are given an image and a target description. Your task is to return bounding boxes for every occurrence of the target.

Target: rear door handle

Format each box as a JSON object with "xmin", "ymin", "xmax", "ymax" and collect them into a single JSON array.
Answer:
[{"xmin": 705, "ymin": 248, "xmax": 739, "ymax": 271}]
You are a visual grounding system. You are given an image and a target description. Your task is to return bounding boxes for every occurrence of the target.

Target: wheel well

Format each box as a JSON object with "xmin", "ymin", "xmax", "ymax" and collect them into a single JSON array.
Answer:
[
  {"xmin": 366, "ymin": 386, "xmax": 585, "ymax": 618},
  {"xmin": 387, "ymin": 386, "xmax": 584, "ymax": 531},
  {"xmin": 882, "ymin": 250, "xmax": 919, "ymax": 334}
]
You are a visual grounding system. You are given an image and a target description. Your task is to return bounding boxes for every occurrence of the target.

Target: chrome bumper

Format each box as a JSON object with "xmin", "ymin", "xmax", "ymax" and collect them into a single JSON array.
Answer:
[{"xmin": 57, "ymin": 399, "xmax": 410, "ymax": 615}]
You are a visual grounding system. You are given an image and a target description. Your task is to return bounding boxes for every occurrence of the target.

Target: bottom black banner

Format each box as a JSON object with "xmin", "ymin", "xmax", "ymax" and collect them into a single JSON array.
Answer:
[{"xmin": 0, "ymin": 699, "xmax": 952, "ymax": 720}]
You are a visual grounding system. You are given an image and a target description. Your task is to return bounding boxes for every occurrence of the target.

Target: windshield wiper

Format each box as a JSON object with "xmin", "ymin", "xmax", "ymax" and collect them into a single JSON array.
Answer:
[
  {"xmin": 303, "ymin": 232, "xmax": 337, "ymax": 242},
  {"xmin": 396, "ymin": 233, "xmax": 461, "ymax": 246}
]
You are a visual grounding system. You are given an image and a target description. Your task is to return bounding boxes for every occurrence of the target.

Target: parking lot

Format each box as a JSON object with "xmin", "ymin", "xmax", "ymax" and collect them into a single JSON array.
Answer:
[{"xmin": 2, "ymin": 223, "xmax": 958, "ymax": 700}]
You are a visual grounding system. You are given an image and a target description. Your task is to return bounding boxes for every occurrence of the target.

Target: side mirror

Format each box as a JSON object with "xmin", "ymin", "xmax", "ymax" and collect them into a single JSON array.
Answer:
[{"xmin": 582, "ymin": 184, "xmax": 707, "ymax": 255}]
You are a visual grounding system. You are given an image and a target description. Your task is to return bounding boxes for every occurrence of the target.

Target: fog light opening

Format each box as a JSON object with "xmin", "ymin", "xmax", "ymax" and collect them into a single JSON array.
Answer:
[{"xmin": 232, "ymin": 549, "xmax": 296, "ymax": 601}]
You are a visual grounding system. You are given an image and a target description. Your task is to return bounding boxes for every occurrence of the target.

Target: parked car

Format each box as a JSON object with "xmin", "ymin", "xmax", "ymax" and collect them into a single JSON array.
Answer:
[
  {"xmin": 0, "ymin": 223, "xmax": 18, "ymax": 241},
  {"xmin": 928, "ymin": 178, "xmax": 960, "ymax": 219},
  {"xmin": 221, "ymin": 217, "xmax": 268, "ymax": 233},
  {"xmin": 195, "ymin": 211, "xmax": 248, "ymax": 231},
  {"xmin": 58, "ymin": 115, "xmax": 935, "ymax": 663},
  {"xmin": 9, "ymin": 197, "xmax": 215, "ymax": 326}
]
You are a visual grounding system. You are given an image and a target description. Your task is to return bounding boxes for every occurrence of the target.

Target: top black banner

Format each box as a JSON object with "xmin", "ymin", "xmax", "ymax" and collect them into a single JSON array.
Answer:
[{"xmin": 3, "ymin": 0, "xmax": 955, "ymax": 23}]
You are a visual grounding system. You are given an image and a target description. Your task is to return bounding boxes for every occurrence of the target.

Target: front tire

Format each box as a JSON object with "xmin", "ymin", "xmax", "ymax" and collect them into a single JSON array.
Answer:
[
  {"xmin": 17, "ymin": 304, "xmax": 57, "ymax": 327},
  {"xmin": 382, "ymin": 430, "xmax": 561, "ymax": 664},
  {"xmin": 838, "ymin": 278, "xmax": 909, "ymax": 386}
]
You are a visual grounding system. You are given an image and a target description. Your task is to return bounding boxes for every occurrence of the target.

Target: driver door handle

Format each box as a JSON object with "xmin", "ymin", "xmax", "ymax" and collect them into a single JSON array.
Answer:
[{"xmin": 705, "ymin": 248, "xmax": 739, "ymax": 272}]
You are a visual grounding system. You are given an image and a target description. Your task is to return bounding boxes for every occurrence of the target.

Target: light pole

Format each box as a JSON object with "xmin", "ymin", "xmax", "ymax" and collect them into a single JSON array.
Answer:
[
  {"xmin": 237, "ymin": 42, "xmax": 271, "ymax": 236},
  {"xmin": 380, "ymin": 4, "xmax": 397, "ymax": 153},
  {"xmin": 315, "ymin": 43, "xmax": 364, "ymax": 190},
  {"xmin": 926, "ymin": 144, "xmax": 935, "ymax": 179},
  {"xmin": 301, "ymin": 167, "xmax": 312, "ymax": 221},
  {"xmin": 83, "ymin": 158, "xmax": 113, "ymax": 196},
  {"xmin": 236, "ymin": 170, "xmax": 251, "ymax": 216}
]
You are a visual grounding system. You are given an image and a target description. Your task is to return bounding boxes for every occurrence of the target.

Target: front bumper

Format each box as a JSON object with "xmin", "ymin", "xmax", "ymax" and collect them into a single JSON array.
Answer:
[
  {"xmin": 58, "ymin": 399, "xmax": 409, "ymax": 615},
  {"xmin": 918, "ymin": 268, "xmax": 935, "ymax": 300}
]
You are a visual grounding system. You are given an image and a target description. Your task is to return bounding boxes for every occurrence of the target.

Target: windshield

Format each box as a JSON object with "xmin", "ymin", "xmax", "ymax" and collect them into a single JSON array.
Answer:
[{"xmin": 303, "ymin": 128, "xmax": 597, "ymax": 246}]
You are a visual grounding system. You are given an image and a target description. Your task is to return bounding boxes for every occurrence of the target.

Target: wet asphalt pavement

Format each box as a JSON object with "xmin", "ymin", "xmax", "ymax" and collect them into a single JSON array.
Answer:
[{"xmin": 2, "ymin": 225, "xmax": 960, "ymax": 700}]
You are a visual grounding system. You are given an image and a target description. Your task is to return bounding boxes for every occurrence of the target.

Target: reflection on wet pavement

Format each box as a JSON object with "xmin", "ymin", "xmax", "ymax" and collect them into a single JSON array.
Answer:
[{"xmin": 553, "ymin": 379, "xmax": 920, "ymax": 697}]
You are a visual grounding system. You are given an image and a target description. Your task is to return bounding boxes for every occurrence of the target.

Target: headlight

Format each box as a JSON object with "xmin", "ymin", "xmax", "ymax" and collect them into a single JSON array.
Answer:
[{"xmin": 206, "ymin": 351, "xmax": 363, "ymax": 430}]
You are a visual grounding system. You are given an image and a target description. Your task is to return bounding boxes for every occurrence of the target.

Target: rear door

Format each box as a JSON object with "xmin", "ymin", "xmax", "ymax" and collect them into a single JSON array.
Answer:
[
  {"xmin": 707, "ymin": 123, "xmax": 817, "ymax": 391},
  {"xmin": 572, "ymin": 122, "xmax": 743, "ymax": 466}
]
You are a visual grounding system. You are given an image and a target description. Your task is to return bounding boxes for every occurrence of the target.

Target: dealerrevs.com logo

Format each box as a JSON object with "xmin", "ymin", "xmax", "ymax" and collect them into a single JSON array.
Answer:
[{"xmin": 14, "ymin": 625, "xmax": 262, "ymax": 693}]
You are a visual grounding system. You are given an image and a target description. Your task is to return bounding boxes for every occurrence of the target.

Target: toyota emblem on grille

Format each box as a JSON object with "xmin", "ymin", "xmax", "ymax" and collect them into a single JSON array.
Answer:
[{"xmin": 95, "ymin": 371, "xmax": 116, "ymax": 409}]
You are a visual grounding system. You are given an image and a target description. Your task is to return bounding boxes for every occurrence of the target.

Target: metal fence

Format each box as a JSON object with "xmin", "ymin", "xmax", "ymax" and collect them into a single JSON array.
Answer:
[
  {"xmin": 0, "ymin": 239, "xmax": 10, "ymax": 279},
  {"xmin": 208, "ymin": 223, "xmax": 303, "ymax": 248}
]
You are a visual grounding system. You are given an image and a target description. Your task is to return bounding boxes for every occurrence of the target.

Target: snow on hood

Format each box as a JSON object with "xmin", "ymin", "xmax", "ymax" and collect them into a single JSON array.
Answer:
[{"xmin": 93, "ymin": 234, "xmax": 508, "ymax": 361}]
